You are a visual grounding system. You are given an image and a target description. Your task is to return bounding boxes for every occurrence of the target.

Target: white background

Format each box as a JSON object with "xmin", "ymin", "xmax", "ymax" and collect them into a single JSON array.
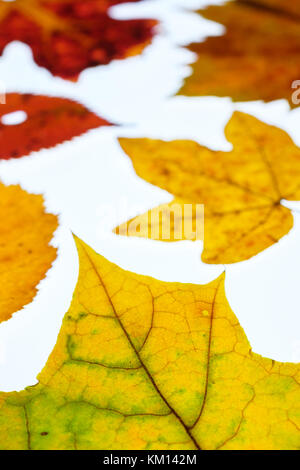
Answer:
[{"xmin": 0, "ymin": 0, "xmax": 300, "ymax": 392}]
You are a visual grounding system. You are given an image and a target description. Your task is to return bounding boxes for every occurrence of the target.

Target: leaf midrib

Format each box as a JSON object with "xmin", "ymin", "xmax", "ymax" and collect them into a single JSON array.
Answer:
[{"xmin": 80, "ymin": 241, "xmax": 201, "ymax": 450}]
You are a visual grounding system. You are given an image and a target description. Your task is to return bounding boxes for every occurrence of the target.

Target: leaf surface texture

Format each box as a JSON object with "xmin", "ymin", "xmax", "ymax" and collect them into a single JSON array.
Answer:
[
  {"xmin": 0, "ymin": 237, "xmax": 299, "ymax": 449},
  {"xmin": 115, "ymin": 112, "xmax": 300, "ymax": 264},
  {"xmin": 0, "ymin": 183, "xmax": 57, "ymax": 323}
]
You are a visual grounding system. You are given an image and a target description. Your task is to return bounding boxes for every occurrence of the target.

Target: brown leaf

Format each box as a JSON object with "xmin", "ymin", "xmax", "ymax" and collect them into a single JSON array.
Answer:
[{"xmin": 179, "ymin": 0, "xmax": 300, "ymax": 107}]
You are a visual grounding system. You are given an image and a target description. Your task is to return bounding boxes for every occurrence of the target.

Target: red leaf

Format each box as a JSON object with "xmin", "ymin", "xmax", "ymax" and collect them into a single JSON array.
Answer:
[
  {"xmin": 0, "ymin": 93, "xmax": 112, "ymax": 160},
  {"xmin": 0, "ymin": 0, "xmax": 158, "ymax": 80}
]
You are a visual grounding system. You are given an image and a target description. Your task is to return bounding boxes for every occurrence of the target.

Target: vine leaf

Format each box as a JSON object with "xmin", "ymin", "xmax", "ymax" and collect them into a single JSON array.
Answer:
[
  {"xmin": 0, "ymin": 93, "xmax": 112, "ymax": 160},
  {"xmin": 0, "ymin": 183, "xmax": 57, "ymax": 323},
  {"xmin": 178, "ymin": 0, "xmax": 300, "ymax": 107},
  {"xmin": 0, "ymin": 236, "xmax": 299, "ymax": 449},
  {"xmin": 115, "ymin": 112, "xmax": 300, "ymax": 264},
  {"xmin": 0, "ymin": 0, "xmax": 157, "ymax": 80}
]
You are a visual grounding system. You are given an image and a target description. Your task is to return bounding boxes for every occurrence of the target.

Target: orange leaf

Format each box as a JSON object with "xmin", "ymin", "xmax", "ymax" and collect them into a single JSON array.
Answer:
[
  {"xmin": 179, "ymin": 0, "xmax": 300, "ymax": 107},
  {"xmin": 0, "ymin": 183, "xmax": 58, "ymax": 323},
  {"xmin": 0, "ymin": 93, "xmax": 112, "ymax": 160},
  {"xmin": 0, "ymin": 0, "xmax": 158, "ymax": 80}
]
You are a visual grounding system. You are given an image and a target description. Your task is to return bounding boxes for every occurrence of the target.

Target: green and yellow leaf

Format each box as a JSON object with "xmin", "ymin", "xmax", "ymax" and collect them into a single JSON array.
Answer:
[{"xmin": 0, "ymin": 237, "xmax": 299, "ymax": 450}]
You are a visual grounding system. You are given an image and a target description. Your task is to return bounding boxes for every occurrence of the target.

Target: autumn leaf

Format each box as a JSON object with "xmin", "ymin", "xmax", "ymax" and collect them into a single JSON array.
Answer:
[
  {"xmin": 244, "ymin": 0, "xmax": 300, "ymax": 16},
  {"xmin": 0, "ymin": 0, "xmax": 157, "ymax": 80},
  {"xmin": 114, "ymin": 112, "xmax": 300, "ymax": 264},
  {"xmin": 0, "ymin": 236, "xmax": 299, "ymax": 450},
  {"xmin": 0, "ymin": 93, "xmax": 111, "ymax": 160},
  {"xmin": 178, "ymin": 0, "xmax": 300, "ymax": 107},
  {"xmin": 0, "ymin": 183, "xmax": 57, "ymax": 323}
]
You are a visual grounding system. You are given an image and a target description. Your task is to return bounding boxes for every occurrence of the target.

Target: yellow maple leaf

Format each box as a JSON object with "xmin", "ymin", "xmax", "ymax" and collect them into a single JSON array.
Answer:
[
  {"xmin": 178, "ymin": 0, "xmax": 300, "ymax": 107},
  {"xmin": 0, "ymin": 236, "xmax": 299, "ymax": 450},
  {"xmin": 0, "ymin": 183, "xmax": 58, "ymax": 323},
  {"xmin": 114, "ymin": 112, "xmax": 300, "ymax": 264}
]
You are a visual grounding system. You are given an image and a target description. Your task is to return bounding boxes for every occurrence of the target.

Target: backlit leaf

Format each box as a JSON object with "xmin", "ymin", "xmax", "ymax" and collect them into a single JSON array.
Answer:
[
  {"xmin": 0, "ymin": 237, "xmax": 299, "ymax": 449},
  {"xmin": 178, "ymin": 0, "xmax": 300, "ymax": 107},
  {"xmin": 0, "ymin": 93, "xmax": 111, "ymax": 160},
  {"xmin": 0, "ymin": 183, "xmax": 57, "ymax": 323},
  {"xmin": 115, "ymin": 112, "xmax": 300, "ymax": 264},
  {"xmin": 0, "ymin": 0, "xmax": 158, "ymax": 80}
]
